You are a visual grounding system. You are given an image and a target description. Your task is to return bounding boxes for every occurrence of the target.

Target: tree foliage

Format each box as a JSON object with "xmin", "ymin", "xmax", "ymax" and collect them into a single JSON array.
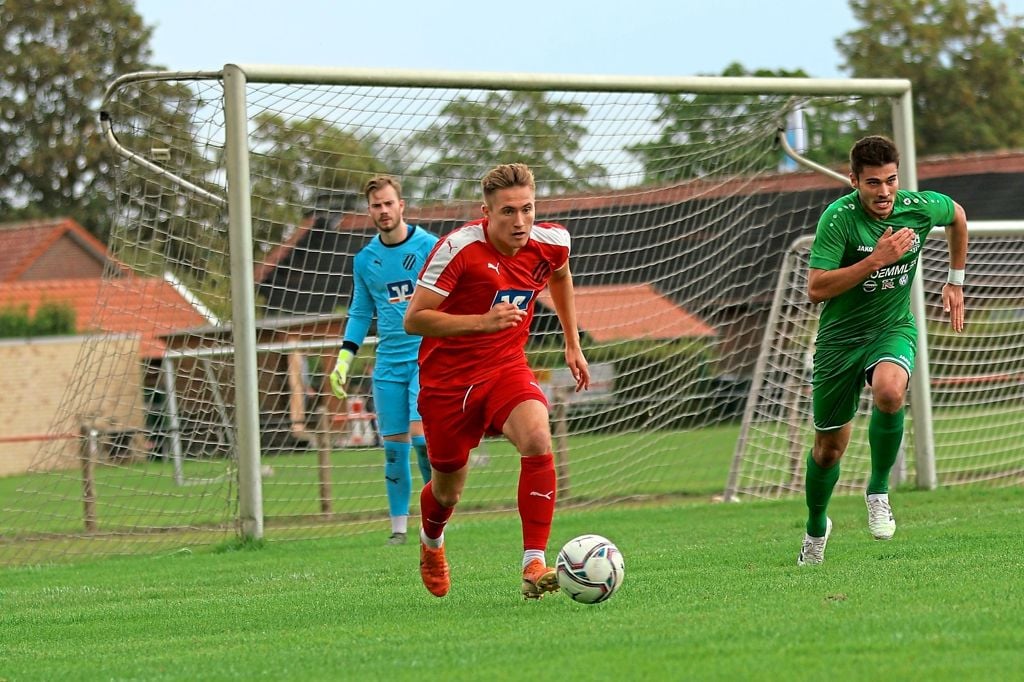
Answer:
[
  {"xmin": 411, "ymin": 91, "xmax": 607, "ymax": 200},
  {"xmin": 248, "ymin": 114, "xmax": 388, "ymax": 253},
  {"xmin": 0, "ymin": 302, "xmax": 76, "ymax": 338},
  {"xmin": 0, "ymin": 0, "xmax": 157, "ymax": 239},
  {"xmin": 629, "ymin": 64, "xmax": 821, "ymax": 184},
  {"xmin": 839, "ymin": 0, "xmax": 1024, "ymax": 155}
]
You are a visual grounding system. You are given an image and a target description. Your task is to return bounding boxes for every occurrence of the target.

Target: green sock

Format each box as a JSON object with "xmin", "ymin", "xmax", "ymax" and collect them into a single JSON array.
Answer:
[
  {"xmin": 867, "ymin": 406, "xmax": 904, "ymax": 495},
  {"xmin": 805, "ymin": 450, "xmax": 840, "ymax": 537}
]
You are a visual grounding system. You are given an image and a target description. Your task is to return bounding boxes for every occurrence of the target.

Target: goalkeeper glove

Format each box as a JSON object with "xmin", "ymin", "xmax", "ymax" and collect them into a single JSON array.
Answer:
[{"xmin": 329, "ymin": 349, "xmax": 355, "ymax": 400}]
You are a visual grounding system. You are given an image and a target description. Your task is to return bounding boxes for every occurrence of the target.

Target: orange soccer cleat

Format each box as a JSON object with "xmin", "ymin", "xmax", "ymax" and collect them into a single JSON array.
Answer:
[
  {"xmin": 521, "ymin": 558, "xmax": 559, "ymax": 600},
  {"xmin": 419, "ymin": 542, "xmax": 450, "ymax": 597}
]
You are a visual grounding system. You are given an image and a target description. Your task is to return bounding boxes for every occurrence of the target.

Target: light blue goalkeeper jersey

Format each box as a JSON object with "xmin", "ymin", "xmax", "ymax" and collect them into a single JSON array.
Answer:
[{"xmin": 343, "ymin": 225, "xmax": 438, "ymax": 368}]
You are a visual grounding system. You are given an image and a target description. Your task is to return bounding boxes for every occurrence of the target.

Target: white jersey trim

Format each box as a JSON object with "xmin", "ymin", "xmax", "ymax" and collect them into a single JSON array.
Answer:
[
  {"xmin": 416, "ymin": 280, "xmax": 450, "ymax": 297},
  {"xmin": 531, "ymin": 222, "xmax": 571, "ymax": 253},
  {"xmin": 419, "ymin": 223, "xmax": 486, "ymax": 295}
]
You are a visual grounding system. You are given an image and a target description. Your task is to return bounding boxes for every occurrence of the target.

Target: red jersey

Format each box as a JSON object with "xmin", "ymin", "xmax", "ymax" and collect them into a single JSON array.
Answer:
[{"xmin": 415, "ymin": 218, "xmax": 570, "ymax": 389}]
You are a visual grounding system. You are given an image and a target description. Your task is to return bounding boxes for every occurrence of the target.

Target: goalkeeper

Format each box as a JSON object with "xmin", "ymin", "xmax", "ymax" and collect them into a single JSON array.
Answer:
[
  {"xmin": 798, "ymin": 135, "xmax": 968, "ymax": 566},
  {"xmin": 330, "ymin": 176, "xmax": 438, "ymax": 545}
]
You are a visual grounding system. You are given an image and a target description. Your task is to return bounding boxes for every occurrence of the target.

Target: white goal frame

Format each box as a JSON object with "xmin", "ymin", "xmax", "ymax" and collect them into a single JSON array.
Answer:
[{"xmin": 101, "ymin": 64, "xmax": 917, "ymax": 540}]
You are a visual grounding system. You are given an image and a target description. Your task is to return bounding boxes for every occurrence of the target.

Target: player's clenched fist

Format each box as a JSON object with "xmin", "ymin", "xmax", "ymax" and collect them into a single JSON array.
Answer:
[{"xmin": 483, "ymin": 302, "xmax": 527, "ymax": 332}]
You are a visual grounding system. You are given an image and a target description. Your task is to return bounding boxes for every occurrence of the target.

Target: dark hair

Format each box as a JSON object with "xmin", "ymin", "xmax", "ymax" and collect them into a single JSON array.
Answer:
[
  {"xmin": 363, "ymin": 175, "xmax": 403, "ymax": 201},
  {"xmin": 850, "ymin": 135, "xmax": 900, "ymax": 177}
]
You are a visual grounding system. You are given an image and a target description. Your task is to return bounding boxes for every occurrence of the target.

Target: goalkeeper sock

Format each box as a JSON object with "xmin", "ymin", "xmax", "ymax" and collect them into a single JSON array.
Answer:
[
  {"xmin": 867, "ymin": 406, "xmax": 904, "ymax": 495},
  {"xmin": 805, "ymin": 450, "xmax": 840, "ymax": 537},
  {"xmin": 412, "ymin": 434, "xmax": 431, "ymax": 484},
  {"xmin": 383, "ymin": 441, "xmax": 412, "ymax": 519}
]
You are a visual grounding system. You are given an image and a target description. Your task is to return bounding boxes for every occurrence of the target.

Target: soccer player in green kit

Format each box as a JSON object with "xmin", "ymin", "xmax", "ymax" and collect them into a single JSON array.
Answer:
[{"xmin": 797, "ymin": 135, "xmax": 968, "ymax": 565}]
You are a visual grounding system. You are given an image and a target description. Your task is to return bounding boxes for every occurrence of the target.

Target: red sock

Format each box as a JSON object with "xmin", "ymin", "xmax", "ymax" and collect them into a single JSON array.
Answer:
[
  {"xmin": 518, "ymin": 454, "xmax": 556, "ymax": 552},
  {"xmin": 420, "ymin": 481, "xmax": 453, "ymax": 540}
]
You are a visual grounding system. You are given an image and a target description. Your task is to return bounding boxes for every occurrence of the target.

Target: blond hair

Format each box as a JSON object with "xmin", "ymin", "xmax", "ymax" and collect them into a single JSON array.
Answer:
[
  {"xmin": 481, "ymin": 163, "xmax": 535, "ymax": 199},
  {"xmin": 363, "ymin": 175, "xmax": 403, "ymax": 201}
]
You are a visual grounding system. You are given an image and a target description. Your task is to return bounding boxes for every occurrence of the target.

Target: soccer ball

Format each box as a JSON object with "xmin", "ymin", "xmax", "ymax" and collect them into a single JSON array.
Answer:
[{"xmin": 555, "ymin": 534, "xmax": 625, "ymax": 604}]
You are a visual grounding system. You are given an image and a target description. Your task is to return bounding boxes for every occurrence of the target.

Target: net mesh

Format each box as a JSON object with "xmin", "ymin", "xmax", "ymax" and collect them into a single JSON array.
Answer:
[
  {"xmin": 729, "ymin": 228, "xmax": 1024, "ymax": 498},
  {"xmin": 2, "ymin": 72, "xmax": 904, "ymax": 564}
]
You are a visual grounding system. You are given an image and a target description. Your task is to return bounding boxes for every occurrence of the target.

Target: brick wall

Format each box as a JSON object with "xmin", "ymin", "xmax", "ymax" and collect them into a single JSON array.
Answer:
[
  {"xmin": 21, "ymin": 235, "xmax": 105, "ymax": 280},
  {"xmin": 0, "ymin": 335, "xmax": 145, "ymax": 477}
]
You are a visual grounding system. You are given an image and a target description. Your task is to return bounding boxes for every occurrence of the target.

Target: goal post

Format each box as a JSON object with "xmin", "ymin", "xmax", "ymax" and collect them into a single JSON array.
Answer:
[
  {"xmin": 5, "ymin": 65, "xmax": 942, "ymax": 564},
  {"xmin": 223, "ymin": 64, "xmax": 264, "ymax": 540}
]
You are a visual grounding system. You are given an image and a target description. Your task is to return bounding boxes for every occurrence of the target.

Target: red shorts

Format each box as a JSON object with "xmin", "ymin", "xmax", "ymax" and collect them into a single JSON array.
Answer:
[{"xmin": 418, "ymin": 364, "xmax": 548, "ymax": 473}]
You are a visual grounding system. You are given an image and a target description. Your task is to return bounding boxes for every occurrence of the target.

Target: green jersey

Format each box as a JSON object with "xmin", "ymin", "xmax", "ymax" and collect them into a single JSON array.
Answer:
[{"xmin": 809, "ymin": 189, "xmax": 955, "ymax": 347}]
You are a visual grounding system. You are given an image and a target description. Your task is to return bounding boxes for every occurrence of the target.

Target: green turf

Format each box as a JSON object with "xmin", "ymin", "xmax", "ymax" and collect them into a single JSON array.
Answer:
[
  {"xmin": 0, "ymin": 426, "xmax": 741, "ymax": 539},
  {"xmin": 1, "ymin": 486, "xmax": 1021, "ymax": 680}
]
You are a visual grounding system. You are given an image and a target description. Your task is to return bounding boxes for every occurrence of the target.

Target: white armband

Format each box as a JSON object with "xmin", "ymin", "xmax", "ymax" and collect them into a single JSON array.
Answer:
[{"xmin": 947, "ymin": 268, "xmax": 965, "ymax": 286}]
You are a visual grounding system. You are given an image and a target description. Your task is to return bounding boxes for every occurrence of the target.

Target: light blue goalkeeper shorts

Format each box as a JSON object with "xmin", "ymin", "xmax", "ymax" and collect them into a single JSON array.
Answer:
[{"xmin": 372, "ymin": 359, "xmax": 422, "ymax": 437}]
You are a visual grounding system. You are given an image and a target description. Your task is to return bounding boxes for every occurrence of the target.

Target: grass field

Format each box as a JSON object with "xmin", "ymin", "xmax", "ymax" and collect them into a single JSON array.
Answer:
[
  {"xmin": 0, "ymin": 426, "xmax": 739, "ymax": 540},
  {"xmin": 2, "ymin": 485, "xmax": 1022, "ymax": 680}
]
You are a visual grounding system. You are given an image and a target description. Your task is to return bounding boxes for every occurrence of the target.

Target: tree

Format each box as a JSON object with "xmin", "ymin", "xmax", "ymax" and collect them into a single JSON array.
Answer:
[
  {"xmin": 0, "ymin": 0, "xmax": 159, "ymax": 240},
  {"xmin": 411, "ymin": 91, "xmax": 607, "ymax": 200},
  {"xmin": 839, "ymin": 0, "xmax": 1024, "ymax": 155},
  {"xmin": 627, "ymin": 63, "xmax": 821, "ymax": 184},
  {"xmin": 0, "ymin": 301, "xmax": 75, "ymax": 337},
  {"xmin": 248, "ymin": 114, "xmax": 388, "ymax": 253}
]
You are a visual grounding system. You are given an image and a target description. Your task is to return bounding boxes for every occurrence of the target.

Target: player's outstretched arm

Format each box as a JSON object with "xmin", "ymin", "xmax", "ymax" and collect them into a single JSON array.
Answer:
[
  {"xmin": 942, "ymin": 201, "xmax": 968, "ymax": 333},
  {"xmin": 548, "ymin": 265, "xmax": 590, "ymax": 392}
]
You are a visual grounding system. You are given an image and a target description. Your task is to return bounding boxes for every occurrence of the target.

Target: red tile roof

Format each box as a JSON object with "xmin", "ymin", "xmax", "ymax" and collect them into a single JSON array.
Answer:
[
  {"xmin": 0, "ymin": 277, "xmax": 209, "ymax": 358},
  {"xmin": 0, "ymin": 216, "xmax": 129, "ymax": 282},
  {"xmin": 538, "ymin": 284, "xmax": 715, "ymax": 343}
]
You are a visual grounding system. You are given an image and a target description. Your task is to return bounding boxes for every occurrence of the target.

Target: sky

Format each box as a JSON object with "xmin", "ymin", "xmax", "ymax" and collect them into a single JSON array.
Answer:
[
  {"xmin": 126, "ymin": 1, "xmax": 899, "ymax": 80},
  {"xmin": 133, "ymin": 0, "xmax": 1024, "ymax": 79}
]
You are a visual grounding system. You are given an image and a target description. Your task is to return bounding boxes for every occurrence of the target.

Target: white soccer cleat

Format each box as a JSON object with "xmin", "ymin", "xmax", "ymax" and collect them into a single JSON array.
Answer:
[
  {"xmin": 797, "ymin": 517, "xmax": 832, "ymax": 566},
  {"xmin": 865, "ymin": 493, "xmax": 896, "ymax": 540}
]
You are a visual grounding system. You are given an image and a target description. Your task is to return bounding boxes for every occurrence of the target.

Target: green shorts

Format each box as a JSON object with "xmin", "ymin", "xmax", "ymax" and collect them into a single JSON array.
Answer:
[{"xmin": 812, "ymin": 321, "xmax": 917, "ymax": 431}]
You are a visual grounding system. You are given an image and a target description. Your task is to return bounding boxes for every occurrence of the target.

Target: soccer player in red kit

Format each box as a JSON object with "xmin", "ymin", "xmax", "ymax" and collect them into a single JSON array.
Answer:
[{"xmin": 404, "ymin": 163, "xmax": 590, "ymax": 599}]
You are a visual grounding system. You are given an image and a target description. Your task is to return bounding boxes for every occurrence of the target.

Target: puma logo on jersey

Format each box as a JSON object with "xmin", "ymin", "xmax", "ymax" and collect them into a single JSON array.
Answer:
[{"xmin": 487, "ymin": 262, "xmax": 500, "ymax": 274}]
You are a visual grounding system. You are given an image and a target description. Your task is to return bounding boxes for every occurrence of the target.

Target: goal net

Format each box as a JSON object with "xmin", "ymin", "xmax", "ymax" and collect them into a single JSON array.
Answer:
[
  {"xmin": 1, "ymin": 67, "xmax": 921, "ymax": 564},
  {"xmin": 726, "ymin": 222, "xmax": 1024, "ymax": 499}
]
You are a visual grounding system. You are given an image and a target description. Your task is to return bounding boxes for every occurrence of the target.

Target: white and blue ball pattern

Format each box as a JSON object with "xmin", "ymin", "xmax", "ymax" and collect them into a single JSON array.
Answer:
[{"xmin": 556, "ymin": 534, "xmax": 625, "ymax": 604}]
